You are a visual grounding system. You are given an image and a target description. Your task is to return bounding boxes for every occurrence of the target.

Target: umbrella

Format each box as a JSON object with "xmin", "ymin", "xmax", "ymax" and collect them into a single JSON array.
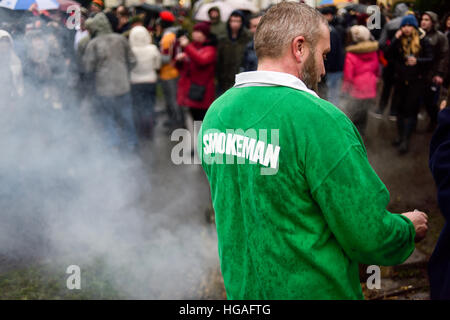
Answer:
[
  {"xmin": 344, "ymin": 3, "xmax": 369, "ymax": 14},
  {"xmin": 195, "ymin": 1, "xmax": 233, "ymax": 22},
  {"xmin": 319, "ymin": 0, "xmax": 354, "ymax": 6},
  {"xmin": 56, "ymin": 0, "xmax": 79, "ymax": 11},
  {"xmin": 135, "ymin": 3, "xmax": 162, "ymax": 14},
  {"xmin": 0, "ymin": 0, "xmax": 58, "ymax": 10},
  {"xmin": 223, "ymin": 0, "xmax": 258, "ymax": 13}
]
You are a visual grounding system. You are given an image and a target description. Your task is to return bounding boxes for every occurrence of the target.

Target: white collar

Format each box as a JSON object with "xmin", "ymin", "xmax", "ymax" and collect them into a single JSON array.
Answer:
[{"xmin": 234, "ymin": 71, "xmax": 319, "ymax": 98}]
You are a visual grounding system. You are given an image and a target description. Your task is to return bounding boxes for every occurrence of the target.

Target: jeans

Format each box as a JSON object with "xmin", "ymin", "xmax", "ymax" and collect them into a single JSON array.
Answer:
[
  {"xmin": 326, "ymin": 72, "xmax": 343, "ymax": 107},
  {"xmin": 95, "ymin": 93, "xmax": 138, "ymax": 151},
  {"xmin": 131, "ymin": 83, "xmax": 156, "ymax": 136},
  {"xmin": 160, "ymin": 77, "xmax": 184, "ymax": 126}
]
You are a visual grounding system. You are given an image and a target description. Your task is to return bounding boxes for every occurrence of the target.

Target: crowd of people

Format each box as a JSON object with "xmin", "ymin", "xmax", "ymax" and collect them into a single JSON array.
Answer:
[
  {"xmin": 1, "ymin": 1, "xmax": 449, "ymax": 155},
  {"xmin": 320, "ymin": 3, "xmax": 450, "ymax": 155},
  {"xmin": 0, "ymin": 1, "xmax": 265, "ymax": 152}
]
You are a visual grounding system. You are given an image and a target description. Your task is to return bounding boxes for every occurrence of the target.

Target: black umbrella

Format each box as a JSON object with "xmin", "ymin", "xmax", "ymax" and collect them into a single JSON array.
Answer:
[
  {"xmin": 344, "ymin": 4, "xmax": 369, "ymax": 14},
  {"xmin": 135, "ymin": 3, "xmax": 163, "ymax": 15}
]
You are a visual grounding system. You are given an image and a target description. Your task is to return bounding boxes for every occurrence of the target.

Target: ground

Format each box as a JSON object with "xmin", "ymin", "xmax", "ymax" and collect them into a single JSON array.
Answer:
[{"xmin": 0, "ymin": 98, "xmax": 443, "ymax": 300}]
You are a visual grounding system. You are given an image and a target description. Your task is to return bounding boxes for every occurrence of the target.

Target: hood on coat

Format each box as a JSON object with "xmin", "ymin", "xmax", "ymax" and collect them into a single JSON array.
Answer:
[
  {"xmin": 394, "ymin": 3, "xmax": 409, "ymax": 18},
  {"xmin": 0, "ymin": 30, "xmax": 13, "ymax": 45},
  {"xmin": 346, "ymin": 40, "xmax": 379, "ymax": 55},
  {"xmin": 129, "ymin": 26, "xmax": 152, "ymax": 48},
  {"xmin": 85, "ymin": 12, "xmax": 112, "ymax": 38},
  {"xmin": 424, "ymin": 11, "xmax": 439, "ymax": 31},
  {"xmin": 226, "ymin": 10, "xmax": 246, "ymax": 40},
  {"xmin": 208, "ymin": 6, "xmax": 222, "ymax": 23}
]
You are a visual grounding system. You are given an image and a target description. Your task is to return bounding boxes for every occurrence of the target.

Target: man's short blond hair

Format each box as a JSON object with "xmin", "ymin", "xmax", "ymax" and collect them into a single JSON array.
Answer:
[{"xmin": 255, "ymin": 2, "xmax": 327, "ymax": 60}]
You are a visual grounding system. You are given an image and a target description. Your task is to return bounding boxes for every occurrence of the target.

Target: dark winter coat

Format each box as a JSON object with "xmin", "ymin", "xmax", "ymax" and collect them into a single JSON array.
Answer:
[
  {"xmin": 386, "ymin": 33, "xmax": 433, "ymax": 83},
  {"xmin": 216, "ymin": 11, "xmax": 252, "ymax": 92},
  {"xmin": 423, "ymin": 12, "xmax": 449, "ymax": 83},
  {"xmin": 326, "ymin": 24, "xmax": 345, "ymax": 73},
  {"xmin": 241, "ymin": 39, "xmax": 257, "ymax": 72},
  {"xmin": 429, "ymin": 107, "xmax": 450, "ymax": 300},
  {"xmin": 177, "ymin": 41, "xmax": 217, "ymax": 110}
]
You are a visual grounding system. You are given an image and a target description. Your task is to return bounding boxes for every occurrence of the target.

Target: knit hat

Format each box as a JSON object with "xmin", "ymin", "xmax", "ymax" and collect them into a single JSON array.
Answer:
[
  {"xmin": 160, "ymin": 10, "xmax": 175, "ymax": 23},
  {"xmin": 400, "ymin": 15, "xmax": 419, "ymax": 29},
  {"xmin": 193, "ymin": 22, "xmax": 210, "ymax": 37},
  {"xmin": 350, "ymin": 25, "xmax": 371, "ymax": 43},
  {"xmin": 91, "ymin": 0, "xmax": 104, "ymax": 10}
]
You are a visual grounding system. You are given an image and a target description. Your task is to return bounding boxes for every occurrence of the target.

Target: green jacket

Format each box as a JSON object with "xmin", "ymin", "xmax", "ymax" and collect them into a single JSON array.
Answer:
[{"xmin": 199, "ymin": 71, "xmax": 416, "ymax": 300}]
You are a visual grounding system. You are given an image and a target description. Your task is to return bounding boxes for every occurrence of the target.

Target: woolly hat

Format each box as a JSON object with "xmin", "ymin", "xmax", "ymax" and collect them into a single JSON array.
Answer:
[
  {"xmin": 193, "ymin": 22, "xmax": 211, "ymax": 37},
  {"xmin": 400, "ymin": 15, "xmax": 419, "ymax": 29},
  {"xmin": 159, "ymin": 10, "xmax": 175, "ymax": 22},
  {"xmin": 350, "ymin": 25, "xmax": 371, "ymax": 43},
  {"xmin": 91, "ymin": 0, "xmax": 104, "ymax": 9}
]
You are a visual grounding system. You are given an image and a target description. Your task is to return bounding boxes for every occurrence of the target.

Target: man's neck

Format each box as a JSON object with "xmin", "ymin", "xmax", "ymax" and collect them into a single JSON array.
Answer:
[{"xmin": 257, "ymin": 57, "xmax": 300, "ymax": 80}]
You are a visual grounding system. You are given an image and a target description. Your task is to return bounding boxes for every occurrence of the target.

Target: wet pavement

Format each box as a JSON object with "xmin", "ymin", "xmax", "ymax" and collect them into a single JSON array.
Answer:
[
  {"xmin": 138, "ymin": 99, "xmax": 443, "ymax": 300},
  {"xmin": 0, "ymin": 95, "xmax": 443, "ymax": 300}
]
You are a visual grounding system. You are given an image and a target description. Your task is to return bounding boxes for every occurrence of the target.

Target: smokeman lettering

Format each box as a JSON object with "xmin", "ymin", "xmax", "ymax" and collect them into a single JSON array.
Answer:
[{"xmin": 203, "ymin": 132, "xmax": 280, "ymax": 169}]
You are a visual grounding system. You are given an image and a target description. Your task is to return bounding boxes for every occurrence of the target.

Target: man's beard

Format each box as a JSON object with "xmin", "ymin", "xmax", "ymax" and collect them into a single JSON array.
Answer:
[{"xmin": 301, "ymin": 50, "xmax": 319, "ymax": 93}]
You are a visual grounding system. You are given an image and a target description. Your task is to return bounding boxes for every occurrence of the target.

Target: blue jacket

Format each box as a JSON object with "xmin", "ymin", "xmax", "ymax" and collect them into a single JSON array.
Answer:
[
  {"xmin": 241, "ymin": 39, "xmax": 258, "ymax": 72},
  {"xmin": 429, "ymin": 107, "xmax": 450, "ymax": 299}
]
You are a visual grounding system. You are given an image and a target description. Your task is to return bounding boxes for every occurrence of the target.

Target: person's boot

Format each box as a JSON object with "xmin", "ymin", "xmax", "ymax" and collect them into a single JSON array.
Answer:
[
  {"xmin": 392, "ymin": 136, "xmax": 403, "ymax": 147},
  {"xmin": 398, "ymin": 138, "xmax": 409, "ymax": 154},
  {"xmin": 393, "ymin": 118, "xmax": 405, "ymax": 147}
]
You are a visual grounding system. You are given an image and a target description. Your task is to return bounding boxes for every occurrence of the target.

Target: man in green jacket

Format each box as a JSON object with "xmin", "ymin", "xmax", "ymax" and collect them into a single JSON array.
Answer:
[{"xmin": 199, "ymin": 2, "xmax": 428, "ymax": 299}]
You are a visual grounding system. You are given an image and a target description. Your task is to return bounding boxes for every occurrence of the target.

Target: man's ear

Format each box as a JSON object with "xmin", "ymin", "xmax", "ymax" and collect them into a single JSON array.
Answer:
[{"xmin": 291, "ymin": 36, "xmax": 306, "ymax": 64}]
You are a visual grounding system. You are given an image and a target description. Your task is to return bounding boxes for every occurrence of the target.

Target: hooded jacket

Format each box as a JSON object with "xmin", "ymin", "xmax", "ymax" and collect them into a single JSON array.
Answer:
[
  {"xmin": 129, "ymin": 26, "xmax": 161, "ymax": 84},
  {"xmin": 217, "ymin": 10, "xmax": 251, "ymax": 92},
  {"xmin": 379, "ymin": 3, "xmax": 409, "ymax": 51},
  {"xmin": 342, "ymin": 41, "xmax": 380, "ymax": 99},
  {"xmin": 208, "ymin": 7, "xmax": 227, "ymax": 39},
  {"xmin": 0, "ymin": 30, "xmax": 23, "ymax": 101},
  {"xmin": 83, "ymin": 12, "xmax": 137, "ymax": 97},
  {"xmin": 423, "ymin": 11, "xmax": 449, "ymax": 82}
]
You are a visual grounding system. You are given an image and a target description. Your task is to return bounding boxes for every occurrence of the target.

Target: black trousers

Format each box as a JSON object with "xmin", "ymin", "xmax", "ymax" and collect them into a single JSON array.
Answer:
[
  {"xmin": 189, "ymin": 108, "xmax": 207, "ymax": 121},
  {"xmin": 423, "ymin": 82, "xmax": 440, "ymax": 126},
  {"xmin": 391, "ymin": 80, "xmax": 423, "ymax": 140}
]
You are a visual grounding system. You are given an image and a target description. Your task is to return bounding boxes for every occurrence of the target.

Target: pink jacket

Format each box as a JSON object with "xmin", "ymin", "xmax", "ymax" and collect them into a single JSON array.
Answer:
[{"xmin": 342, "ymin": 41, "xmax": 380, "ymax": 99}]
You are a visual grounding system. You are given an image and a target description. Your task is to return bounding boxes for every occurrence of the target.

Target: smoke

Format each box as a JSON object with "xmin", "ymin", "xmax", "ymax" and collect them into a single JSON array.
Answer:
[{"xmin": 0, "ymin": 14, "xmax": 220, "ymax": 299}]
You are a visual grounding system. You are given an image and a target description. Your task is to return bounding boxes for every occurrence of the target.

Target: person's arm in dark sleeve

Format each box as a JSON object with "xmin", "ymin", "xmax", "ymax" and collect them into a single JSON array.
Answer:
[
  {"xmin": 378, "ymin": 24, "xmax": 389, "ymax": 51},
  {"xmin": 430, "ymin": 108, "xmax": 450, "ymax": 221},
  {"xmin": 124, "ymin": 39, "xmax": 137, "ymax": 71},
  {"xmin": 437, "ymin": 35, "xmax": 449, "ymax": 79},
  {"xmin": 417, "ymin": 38, "xmax": 434, "ymax": 65}
]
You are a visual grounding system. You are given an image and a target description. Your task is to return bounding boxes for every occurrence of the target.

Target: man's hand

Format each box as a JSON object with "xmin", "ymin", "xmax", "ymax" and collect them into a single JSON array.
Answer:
[
  {"xmin": 401, "ymin": 210, "xmax": 428, "ymax": 242},
  {"xmin": 407, "ymin": 56, "xmax": 417, "ymax": 66},
  {"xmin": 175, "ymin": 52, "xmax": 186, "ymax": 61},
  {"xmin": 179, "ymin": 35, "xmax": 189, "ymax": 48}
]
